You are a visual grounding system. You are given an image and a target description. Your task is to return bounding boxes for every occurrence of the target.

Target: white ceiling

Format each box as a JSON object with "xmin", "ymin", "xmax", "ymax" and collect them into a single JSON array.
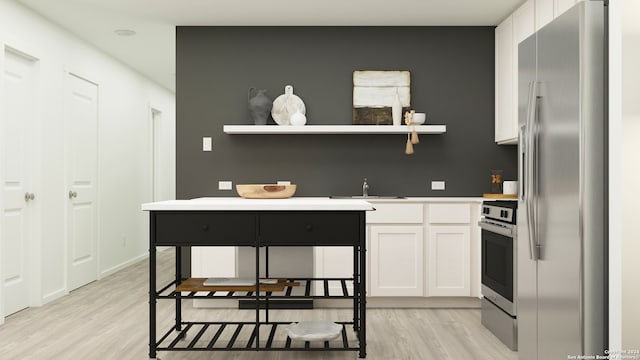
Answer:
[{"xmin": 16, "ymin": 0, "xmax": 525, "ymax": 92}]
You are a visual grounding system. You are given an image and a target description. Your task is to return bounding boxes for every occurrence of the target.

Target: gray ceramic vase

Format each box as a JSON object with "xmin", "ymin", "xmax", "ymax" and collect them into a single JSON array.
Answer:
[{"xmin": 248, "ymin": 88, "xmax": 272, "ymax": 125}]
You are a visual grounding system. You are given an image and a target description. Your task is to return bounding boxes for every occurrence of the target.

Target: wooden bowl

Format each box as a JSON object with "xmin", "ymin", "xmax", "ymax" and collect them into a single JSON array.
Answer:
[{"xmin": 236, "ymin": 184, "xmax": 297, "ymax": 199}]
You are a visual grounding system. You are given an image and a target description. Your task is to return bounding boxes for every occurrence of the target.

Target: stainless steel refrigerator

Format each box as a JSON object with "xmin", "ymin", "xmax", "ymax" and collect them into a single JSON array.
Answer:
[{"xmin": 517, "ymin": 1, "xmax": 607, "ymax": 359}]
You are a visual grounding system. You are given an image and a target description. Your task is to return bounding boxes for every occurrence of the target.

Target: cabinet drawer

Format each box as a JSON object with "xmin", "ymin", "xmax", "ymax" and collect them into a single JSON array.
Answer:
[
  {"xmin": 154, "ymin": 212, "xmax": 255, "ymax": 245},
  {"xmin": 260, "ymin": 212, "xmax": 361, "ymax": 246},
  {"xmin": 428, "ymin": 204, "xmax": 471, "ymax": 224},
  {"xmin": 366, "ymin": 203, "xmax": 423, "ymax": 224}
]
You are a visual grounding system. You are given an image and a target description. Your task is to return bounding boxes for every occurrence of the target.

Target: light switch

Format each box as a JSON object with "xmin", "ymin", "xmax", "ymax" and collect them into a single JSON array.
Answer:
[
  {"xmin": 218, "ymin": 181, "xmax": 232, "ymax": 190},
  {"xmin": 431, "ymin": 181, "xmax": 446, "ymax": 191},
  {"xmin": 202, "ymin": 137, "xmax": 212, "ymax": 151}
]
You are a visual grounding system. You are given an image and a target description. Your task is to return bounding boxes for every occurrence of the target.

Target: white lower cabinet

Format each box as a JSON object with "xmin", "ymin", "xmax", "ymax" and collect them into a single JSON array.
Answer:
[
  {"xmin": 192, "ymin": 246, "xmax": 237, "ymax": 277},
  {"xmin": 427, "ymin": 226, "xmax": 471, "ymax": 296},
  {"xmin": 313, "ymin": 246, "xmax": 353, "ymax": 296},
  {"xmin": 195, "ymin": 199, "xmax": 482, "ymax": 303},
  {"xmin": 369, "ymin": 225, "xmax": 424, "ymax": 297}
]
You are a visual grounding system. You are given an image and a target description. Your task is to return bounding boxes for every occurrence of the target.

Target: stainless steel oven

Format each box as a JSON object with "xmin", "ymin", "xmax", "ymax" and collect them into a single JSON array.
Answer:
[{"xmin": 479, "ymin": 200, "xmax": 517, "ymax": 350}]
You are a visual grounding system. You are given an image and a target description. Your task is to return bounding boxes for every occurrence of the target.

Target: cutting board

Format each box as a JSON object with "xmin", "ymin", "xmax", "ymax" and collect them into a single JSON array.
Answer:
[{"xmin": 483, "ymin": 193, "xmax": 518, "ymax": 199}]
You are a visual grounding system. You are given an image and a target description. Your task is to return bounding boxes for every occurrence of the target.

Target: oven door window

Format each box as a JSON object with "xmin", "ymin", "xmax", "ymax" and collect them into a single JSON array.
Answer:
[{"xmin": 481, "ymin": 229, "xmax": 514, "ymax": 302}]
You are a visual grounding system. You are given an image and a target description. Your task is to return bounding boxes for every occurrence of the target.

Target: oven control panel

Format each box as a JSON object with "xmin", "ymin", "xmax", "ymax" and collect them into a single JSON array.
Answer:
[{"xmin": 481, "ymin": 202, "xmax": 516, "ymax": 224}]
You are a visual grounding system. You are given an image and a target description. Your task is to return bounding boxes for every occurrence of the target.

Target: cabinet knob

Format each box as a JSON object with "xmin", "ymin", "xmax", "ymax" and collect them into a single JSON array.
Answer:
[
  {"xmin": 305, "ymin": 224, "xmax": 313, "ymax": 231},
  {"xmin": 202, "ymin": 224, "xmax": 209, "ymax": 231}
]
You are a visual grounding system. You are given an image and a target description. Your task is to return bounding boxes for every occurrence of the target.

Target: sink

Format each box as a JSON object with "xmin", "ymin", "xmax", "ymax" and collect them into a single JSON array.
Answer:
[{"xmin": 330, "ymin": 195, "xmax": 406, "ymax": 199}]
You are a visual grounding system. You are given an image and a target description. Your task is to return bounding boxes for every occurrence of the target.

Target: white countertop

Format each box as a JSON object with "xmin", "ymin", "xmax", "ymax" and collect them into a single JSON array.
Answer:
[
  {"xmin": 141, "ymin": 197, "xmax": 375, "ymax": 211},
  {"xmin": 363, "ymin": 197, "xmax": 483, "ymax": 203}
]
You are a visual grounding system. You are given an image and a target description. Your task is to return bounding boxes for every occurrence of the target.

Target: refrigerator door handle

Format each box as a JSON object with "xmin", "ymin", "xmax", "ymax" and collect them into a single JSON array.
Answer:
[
  {"xmin": 524, "ymin": 81, "xmax": 539, "ymax": 261},
  {"xmin": 532, "ymin": 83, "xmax": 541, "ymax": 260},
  {"xmin": 518, "ymin": 124, "xmax": 526, "ymax": 202}
]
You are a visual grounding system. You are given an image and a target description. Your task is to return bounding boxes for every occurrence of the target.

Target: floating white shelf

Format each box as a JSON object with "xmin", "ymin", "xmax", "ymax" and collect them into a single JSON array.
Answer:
[{"xmin": 223, "ymin": 125, "xmax": 447, "ymax": 135}]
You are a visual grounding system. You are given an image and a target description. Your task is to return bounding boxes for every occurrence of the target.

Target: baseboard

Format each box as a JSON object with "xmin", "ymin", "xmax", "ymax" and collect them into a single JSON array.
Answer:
[
  {"xmin": 42, "ymin": 288, "xmax": 67, "ymax": 305},
  {"xmin": 100, "ymin": 252, "xmax": 148, "ymax": 278},
  {"xmin": 365, "ymin": 297, "xmax": 481, "ymax": 308},
  {"xmin": 313, "ymin": 297, "xmax": 481, "ymax": 308},
  {"xmin": 194, "ymin": 297, "xmax": 482, "ymax": 309},
  {"xmin": 238, "ymin": 300, "xmax": 313, "ymax": 309}
]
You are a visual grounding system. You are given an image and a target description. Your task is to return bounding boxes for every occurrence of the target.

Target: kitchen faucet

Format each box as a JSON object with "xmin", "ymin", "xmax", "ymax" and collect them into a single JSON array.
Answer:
[{"xmin": 362, "ymin": 178, "xmax": 369, "ymax": 197}]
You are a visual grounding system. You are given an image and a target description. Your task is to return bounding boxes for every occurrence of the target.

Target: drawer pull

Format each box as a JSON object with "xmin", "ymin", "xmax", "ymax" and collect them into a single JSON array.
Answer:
[{"xmin": 202, "ymin": 224, "xmax": 209, "ymax": 231}]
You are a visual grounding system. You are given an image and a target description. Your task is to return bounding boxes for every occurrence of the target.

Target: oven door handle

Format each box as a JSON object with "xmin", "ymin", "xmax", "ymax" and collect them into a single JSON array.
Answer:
[{"xmin": 478, "ymin": 221, "xmax": 515, "ymax": 238}]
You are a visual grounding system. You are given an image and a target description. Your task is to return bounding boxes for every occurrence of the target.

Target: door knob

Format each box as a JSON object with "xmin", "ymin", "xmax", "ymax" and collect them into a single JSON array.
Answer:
[
  {"xmin": 24, "ymin": 192, "xmax": 35, "ymax": 202},
  {"xmin": 69, "ymin": 191, "xmax": 78, "ymax": 199}
]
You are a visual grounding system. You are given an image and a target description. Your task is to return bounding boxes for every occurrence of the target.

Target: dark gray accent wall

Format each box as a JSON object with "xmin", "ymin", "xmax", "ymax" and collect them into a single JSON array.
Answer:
[{"xmin": 176, "ymin": 26, "xmax": 517, "ymax": 198}]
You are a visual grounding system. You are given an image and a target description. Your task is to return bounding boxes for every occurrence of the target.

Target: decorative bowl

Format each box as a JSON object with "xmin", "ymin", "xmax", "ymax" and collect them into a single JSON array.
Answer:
[
  {"xmin": 411, "ymin": 113, "xmax": 426, "ymax": 125},
  {"xmin": 236, "ymin": 184, "xmax": 296, "ymax": 199},
  {"xmin": 284, "ymin": 321, "xmax": 342, "ymax": 341}
]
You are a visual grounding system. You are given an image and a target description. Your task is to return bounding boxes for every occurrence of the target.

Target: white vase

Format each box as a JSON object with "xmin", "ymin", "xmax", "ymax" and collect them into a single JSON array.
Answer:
[
  {"xmin": 290, "ymin": 111, "xmax": 307, "ymax": 126},
  {"xmin": 392, "ymin": 91, "xmax": 402, "ymax": 126}
]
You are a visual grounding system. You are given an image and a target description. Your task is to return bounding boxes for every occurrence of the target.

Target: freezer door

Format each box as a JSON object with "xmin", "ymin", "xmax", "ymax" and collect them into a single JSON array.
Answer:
[
  {"xmin": 536, "ymin": 5, "xmax": 582, "ymax": 359},
  {"xmin": 535, "ymin": 1, "xmax": 605, "ymax": 358},
  {"xmin": 516, "ymin": 32, "xmax": 538, "ymax": 360}
]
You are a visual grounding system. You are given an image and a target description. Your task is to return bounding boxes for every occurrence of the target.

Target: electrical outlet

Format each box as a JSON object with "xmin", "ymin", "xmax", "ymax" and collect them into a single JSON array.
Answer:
[
  {"xmin": 431, "ymin": 180, "xmax": 446, "ymax": 191},
  {"xmin": 277, "ymin": 180, "xmax": 291, "ymax": 185},
  {"xmin": 202, "ymin": 137, "xmax": 212, "ymax": 151},
  {"xmin": 218, "ymin": 181, "xmax": 232, "ymax": 190}
]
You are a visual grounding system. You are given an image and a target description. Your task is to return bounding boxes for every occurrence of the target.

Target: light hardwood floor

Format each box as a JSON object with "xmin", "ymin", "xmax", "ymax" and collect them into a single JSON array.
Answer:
[{"xmin": 0, "ymin": 249, "xmax": 517, "ymax": 360}]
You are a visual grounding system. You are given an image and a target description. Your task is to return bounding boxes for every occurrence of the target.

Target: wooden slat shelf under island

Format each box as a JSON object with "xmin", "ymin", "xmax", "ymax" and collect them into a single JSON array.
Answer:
[{"xmin": 175, "ymin": 278, "xmax": 300, "ymax": 293}]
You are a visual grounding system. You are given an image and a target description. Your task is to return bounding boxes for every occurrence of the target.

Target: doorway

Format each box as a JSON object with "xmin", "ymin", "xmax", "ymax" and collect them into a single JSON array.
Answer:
[
  {"xmin": 1, "ymin": 47, "xmax": 39, "ymax": 316},
  {"xmin": 65, "ymin": 72, "xmax": 99, "ymax": 292}
]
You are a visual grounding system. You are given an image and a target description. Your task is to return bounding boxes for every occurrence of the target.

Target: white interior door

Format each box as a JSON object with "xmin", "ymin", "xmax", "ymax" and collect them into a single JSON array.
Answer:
[
  {"xmin": 65, "ymin": 73, "xmax": 98, "ymax": 291},
  {"xmin": 1, "ymin": 48, "xmax": 37, "ymax": 316}
]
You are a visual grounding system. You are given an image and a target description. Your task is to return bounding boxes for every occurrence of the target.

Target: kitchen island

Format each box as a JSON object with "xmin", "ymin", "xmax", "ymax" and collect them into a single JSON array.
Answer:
[{"xmin": 142, "ymin": 197, "xmax": 374, "ymax": 359}]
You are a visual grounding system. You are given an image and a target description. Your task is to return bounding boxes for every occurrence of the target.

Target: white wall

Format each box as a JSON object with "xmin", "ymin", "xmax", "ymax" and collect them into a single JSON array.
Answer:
[
  {"xmin": 0, "ymin": 0, "xmax": 175, "ymax": 315},
  {"xmin": 620, "ymin": 0, "xmax": 640, "ymax": 349},
  {"xmin": 609, "ymin": 0, "xmax": 640, "ymax": 350},
  {"xmin": 608, "ymin": 0, "xmax": 622, "ymax": 351}
]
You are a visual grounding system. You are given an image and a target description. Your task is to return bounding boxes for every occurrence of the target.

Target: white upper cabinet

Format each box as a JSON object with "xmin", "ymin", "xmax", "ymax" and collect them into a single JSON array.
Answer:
[
  {"xmin": 495, "ymin": 0, "xmax": 534, "ymax": 144},
  {"xmin": 536, "ymin": 0, "xmax": 580, "ymax": 31},
  {"xmin": 495, "ymin": 16, "xmax": 514, "ymax": 144},
  {"xmin": 535, "ymin": 0, "xmax": 555, "ymax": 30},
  {"xmin": 496, "ymin": 0, "xmax": 585, "ymax": 145},
  {"xmin": 514, "ymin": 1, "xmax": 536, "ymax": 45},
  {"xmin": 555, "ymin": 0, "xmax": 578, "ymax": 16}
]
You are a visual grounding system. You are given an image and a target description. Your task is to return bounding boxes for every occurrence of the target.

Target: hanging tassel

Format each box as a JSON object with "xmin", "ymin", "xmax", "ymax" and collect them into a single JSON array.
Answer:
[
  {"xmin": 411, "ymin": 127, "xmax": 420, "ymax": 144},
  {"xmin": 405, "ymin": 134, "xmax": 414, "ymax": 154}
]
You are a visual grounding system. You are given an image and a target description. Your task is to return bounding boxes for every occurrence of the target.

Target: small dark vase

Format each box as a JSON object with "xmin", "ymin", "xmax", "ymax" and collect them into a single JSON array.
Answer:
[{"xmin": 248, "ymin": 88, "xmax": 272, "ymax": 125}]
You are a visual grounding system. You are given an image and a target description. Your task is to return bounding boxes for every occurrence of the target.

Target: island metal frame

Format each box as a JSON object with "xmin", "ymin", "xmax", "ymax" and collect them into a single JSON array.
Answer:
[{"xmin": 148, "ymin": 210, "xmax": 367, "ymax": 359}]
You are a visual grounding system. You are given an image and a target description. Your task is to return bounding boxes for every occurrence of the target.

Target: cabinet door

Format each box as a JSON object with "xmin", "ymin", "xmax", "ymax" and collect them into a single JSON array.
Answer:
[
  {"xmin": 192, "ymin": 247, "xmax": 236, "ymax": 277},
  {"xmin": 536, "ymin": 0, "xmax": 555, "ymax": 30},
  {"xmin": 555, "ymin": 0, "xmax": 577, "ymax": 17},
  {"xmin": 313, "ymin": 247, "xmax": 353, "ymax": 296},
  {"xmin": 495, "ymin": 16, "xmax": 514, "ymax": 144},
  {"xmin": 512, "ymin": 0, "xmax": 535, "ymax": 145},
  {"xmin": 513, "ymin": 0, "xmax": 535, "ymax": 46},
  {"xmin": 369, "ymin": 225, "xmax": 423, "ymax": 297},
  {"xmin": 428, "ymin": 225, "xmax": 471, "ymax": 296}
]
